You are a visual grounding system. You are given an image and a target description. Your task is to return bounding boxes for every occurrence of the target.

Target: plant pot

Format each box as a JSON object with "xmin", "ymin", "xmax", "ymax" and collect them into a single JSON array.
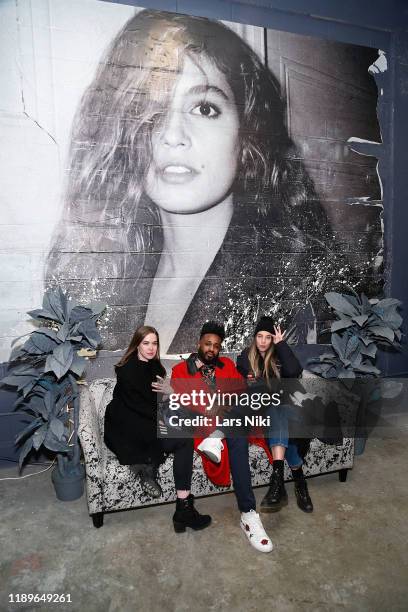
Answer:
[
  {"xmin": 353, "ymin": 437, "xmax": 367, "ymax": 456},
  {"xmin": 51, "ymin": 464, "xmax": 85, "ymax": 501}
]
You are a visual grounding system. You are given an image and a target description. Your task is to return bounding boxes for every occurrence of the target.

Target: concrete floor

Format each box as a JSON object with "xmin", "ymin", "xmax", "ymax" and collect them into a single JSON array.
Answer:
[{"xmin": 1, "ymin": 435, "xmax": 407, "ymax": 612}]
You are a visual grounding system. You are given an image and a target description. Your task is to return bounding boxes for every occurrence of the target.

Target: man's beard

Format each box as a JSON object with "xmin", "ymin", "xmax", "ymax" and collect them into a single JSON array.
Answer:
[{"xmin": 197, "ymin": 348, "xmax": 218, "ymax": 366}]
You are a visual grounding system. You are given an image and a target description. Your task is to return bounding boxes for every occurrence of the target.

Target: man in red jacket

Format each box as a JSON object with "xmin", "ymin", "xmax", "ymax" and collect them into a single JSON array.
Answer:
[{"xmin": 171, "ymin": 321, "xmax": 273, "ymax": 554}]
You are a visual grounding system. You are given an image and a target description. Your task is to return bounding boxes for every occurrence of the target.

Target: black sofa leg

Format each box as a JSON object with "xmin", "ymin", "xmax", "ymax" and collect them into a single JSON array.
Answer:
[
  {"xmin": 91, "ymin": 512, "xmax": 104, "ymax": 528},
  {"xmin": 338, "ymin": 468, "xmax": 348, "ymax": 482}
]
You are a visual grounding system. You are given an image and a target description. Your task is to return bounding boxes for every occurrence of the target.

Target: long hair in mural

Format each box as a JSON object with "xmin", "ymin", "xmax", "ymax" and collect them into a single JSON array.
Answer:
[{"xmin": 46, "ymin": 9, "xmax": 382, "ymax": 354}]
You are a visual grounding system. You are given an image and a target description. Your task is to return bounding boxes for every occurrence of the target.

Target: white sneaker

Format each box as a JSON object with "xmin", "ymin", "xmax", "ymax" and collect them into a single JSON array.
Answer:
[
  {"xmin": 240, "ymin": 510, "xmax": 273, "ymax": 553},
  {"xmin": 197, "ymin": 437, "xmax": 224, "ymax": 463}
]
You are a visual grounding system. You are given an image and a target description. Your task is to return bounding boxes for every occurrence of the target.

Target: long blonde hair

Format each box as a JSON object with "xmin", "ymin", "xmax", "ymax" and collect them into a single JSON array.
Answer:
[
  {"xmin": 247, "ymin": 337, "xmax": 280, "ymax": 387},
  {"xmin": 116, "ymin": 325, "xmax": 165, "ymax": 373}
]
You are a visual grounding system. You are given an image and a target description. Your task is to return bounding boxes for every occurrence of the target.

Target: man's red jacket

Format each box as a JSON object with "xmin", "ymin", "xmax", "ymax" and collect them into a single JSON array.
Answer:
[{"xmin": 171, "ymin": 355, "xmax": 273, "ymax": 486}]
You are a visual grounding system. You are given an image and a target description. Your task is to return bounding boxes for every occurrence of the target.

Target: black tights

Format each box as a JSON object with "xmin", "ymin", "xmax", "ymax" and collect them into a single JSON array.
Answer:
[{"xmin": 160, "ymin": 438, "xmax": 194, "ymax": 491}]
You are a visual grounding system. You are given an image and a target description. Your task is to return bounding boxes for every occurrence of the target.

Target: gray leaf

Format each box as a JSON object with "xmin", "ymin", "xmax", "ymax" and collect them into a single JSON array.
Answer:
[
  {"xmin": 360, "ymin": 294, "xmax": 372, "ymax": 313},
  {"xmin": 77, "ymin": 320, "xmax": 101, "ymax": 348},
  {"xmin": 56, "ymin": 322, "xmax": 70, "ymax": 342},
  {"xmin": 354, "ymin": 363, "xmax": 381, "ymax": 375},
  {"xmin": 14, "ymin": 365, "xmax": 40, "ymax": 376},
  {"xmin": 50, "ymin": 418, "xmax": 65, "ymax": 440},
  {"xmin": 9, "ymin": 345, "xmax": 26, "ymax": 360},
  {"xmin": 360, "ymin": 334, "xmax": 372, "ymax": 347},
  {"xmin": 26, "ymin": 396, "xmax": 49, "ymax": 420},
  {"xmin": 352, "ymin": 314, "xmax": 368, "ymax": 327},
  {"xmin": 23, "ymin": 332, "xmax": 57, "ymax": 355},
  {"xmin": 325, "ymin": 292, "xmax": 359, "ymax": 317},
  {"xmin": 44, "ymin": 431, "xmax": 69, "ymax": 453},
  {"xmin": 382, "ymin": 309, "xmax": 403, "ymax": 330},
  {"xmin": 1, "ymin": 373, "xmax": 37, "ymax": 391},
  {"xmin": 45, "ymin": 342, "xmax": 74, "ymax": 380},
  {"xmin": 344, "ymin": 334, "xmax": 360, "ymax": 359},
  {"xmin": 320, "ymin": 352, "xmax": 337, "ymax": 360},
  {"xmin": 32, "ymin": 424, "xmax": 48, "ymax": 450},
  {"xmin": 56, "ymin": 287, "xmax": 71, "ymax": 320},
  {"xmin": 35, "ymin": 328, "xmax": 59, "ymax": 341},
  {"xmin": 21, "ymin": 378, "xmax": 40, "ymax": 398},
  {"xmin": 69, "ymin": 305, "xmax": 93, "ymax": 324},
  {"xmin": 67, "ymin": 334, "xmax": 82, "ymax": 342},
  {"xmin": 337, "ymin": 368, "xmax": 355, "ymax": 379},
  {"xmin": 322, "ymin": 366, "xmax": 339, "ymax": 379},
  {"xmin": 331, "ymin": 319, "xmax": 353, "ymax": 332},
  {"xmin": 332, "ymin": 333, "xmax": 347, "ymax": 359},
  {"xmin": 369, "ymin": 326, "xmax": 394, "ymax": 342},
  {"xmin": 344, "ymin": 294, "xmax": 360, "ymax": 309},
  {"xmin": 15, "ymin": 417, "xmax": 43, "ymax": 444},
  {"xmin": 43, "ymin": 390, "xmax": 54, "ymax": 416},
  {"xmin": 27, "ymin": 308, "xmax": 58, "ymax": 322},
  {"xmin": 349, "ymin": 351, "xmax": 363, "ymax": 368},
  {"xmin": 375, "ymin": 298, "xmax": 402, "ymax": 309},
  {"xmin": 308, "ymin": 363, "xmax": 333, "ymax": 374},
  {"xmin": 18, "ymin": 437, "xmax": 34, "ymax": 469},
  {"xmin": 70, "ymin": 354, "xmax": 86, "ymax": 377},
  {"xmin": 43, "ymin": 288, "xmax": 65, "ymax": 323},
  {"xmin": 360, "ymin": 343, "xmax": 377, "ymax": 359}
]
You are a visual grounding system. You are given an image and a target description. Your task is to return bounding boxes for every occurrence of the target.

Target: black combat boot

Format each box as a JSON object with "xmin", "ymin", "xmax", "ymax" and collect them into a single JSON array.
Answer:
[
  {"xmin": 130, "ymin": 464, "xmax": 163, "ymax": 499},
  {"xmin": 260, "ymin": 460, "xmax": 288, "ymax": 513},
  {"xmin": 172, "ymin": 494, "xmax": 212, "ymax": 533},
  {"xmin": 292, "ymin": 467, "xmax": 313, "ymax": 513}
]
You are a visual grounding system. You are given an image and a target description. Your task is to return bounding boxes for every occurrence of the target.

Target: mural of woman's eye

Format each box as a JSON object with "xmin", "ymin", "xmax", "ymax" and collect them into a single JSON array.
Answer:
[{"xmin": 191, "ymin": 101, "xmax": 221, "ymax": 118}]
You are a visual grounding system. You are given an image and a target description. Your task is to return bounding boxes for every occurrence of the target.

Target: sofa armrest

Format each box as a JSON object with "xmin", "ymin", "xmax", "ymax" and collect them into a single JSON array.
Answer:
[{"xmin": 78, "ymin": 385, "xmax": 106, "ymax": 514}]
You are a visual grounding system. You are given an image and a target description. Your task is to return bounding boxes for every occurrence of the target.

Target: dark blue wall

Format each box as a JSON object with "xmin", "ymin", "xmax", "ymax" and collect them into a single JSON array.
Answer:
[{"xmin": 102, "ymin": 0, "xmax": 408, "ymax": 375}]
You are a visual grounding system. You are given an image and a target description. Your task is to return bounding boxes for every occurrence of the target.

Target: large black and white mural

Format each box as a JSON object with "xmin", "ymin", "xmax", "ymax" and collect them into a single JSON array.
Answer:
[{"xmin": 0, "ymin": 1, "xmax": 384, "ymax": 359}]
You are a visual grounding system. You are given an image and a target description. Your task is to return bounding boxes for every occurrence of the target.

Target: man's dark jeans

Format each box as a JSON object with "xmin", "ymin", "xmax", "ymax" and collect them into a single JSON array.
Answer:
[{"xmin": 226, "ymin": 437, "xmax": 256, "ymax": 513}]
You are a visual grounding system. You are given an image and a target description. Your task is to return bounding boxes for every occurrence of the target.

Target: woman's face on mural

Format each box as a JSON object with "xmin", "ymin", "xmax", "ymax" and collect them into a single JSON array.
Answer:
[{"xmin": 144, "ymin": 54, "xmax": 240, "ymax": 214}]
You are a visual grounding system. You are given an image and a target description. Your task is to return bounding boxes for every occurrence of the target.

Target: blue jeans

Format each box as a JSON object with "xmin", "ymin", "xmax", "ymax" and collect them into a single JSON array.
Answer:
[{"xmin": 265, "ymin": 404, "xmax": 303, "ymax": 469}]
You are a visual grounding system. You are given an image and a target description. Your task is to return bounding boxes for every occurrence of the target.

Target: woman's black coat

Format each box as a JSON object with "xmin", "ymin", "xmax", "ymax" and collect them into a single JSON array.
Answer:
[
  {"xmin": 104, "ymin": 355, "xmax": 166, "ymax": 466},
  {"xmin": 236, "ymin": 341, "xmax": 302, "ymax": 380},
  {"xmin": 236, "ymin": 342, "xmax": 311, "ymax": 459}
]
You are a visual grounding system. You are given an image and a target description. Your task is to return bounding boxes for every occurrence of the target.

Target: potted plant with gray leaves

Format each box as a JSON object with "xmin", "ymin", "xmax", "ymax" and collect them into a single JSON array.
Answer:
[
  {"xmin": 0, "ymin": 287, "xmax": 105, "ymax": 501},
  {"xmin": 308, "ymin": 291, "xmax": 403, "ymax": 453}
]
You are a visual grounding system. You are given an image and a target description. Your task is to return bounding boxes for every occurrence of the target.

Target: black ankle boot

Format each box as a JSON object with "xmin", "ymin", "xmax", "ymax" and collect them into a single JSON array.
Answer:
[
  {"xmin": 172, "ymin": 494, "xmax": 212, "ymax": 533},
  {"xmin": 293, "ymin": 469, "xmax": 313, "ymax": 513},
  {"xmin": 260, "ymin": 466, "xmax": 288, "ymax": 513},
  {"xmin": 137, "ymin": 464, "xmax": 163, "ymax": 499}
]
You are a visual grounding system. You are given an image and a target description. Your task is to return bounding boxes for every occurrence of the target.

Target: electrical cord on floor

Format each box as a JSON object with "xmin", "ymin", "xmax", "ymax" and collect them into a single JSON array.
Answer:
[
  {"xmin": 0, "ymin": 456, "xmax": 53, "ymax": 464},
  {"xmin": 0, "ymin": 458, "xmax": 56, "ymax": 481}
]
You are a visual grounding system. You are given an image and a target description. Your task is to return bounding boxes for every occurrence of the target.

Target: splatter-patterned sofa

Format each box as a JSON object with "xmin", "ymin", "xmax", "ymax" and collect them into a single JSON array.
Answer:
[{"xmin": 79, "ymin": 378, "xmax": 354, "ymax": 527}]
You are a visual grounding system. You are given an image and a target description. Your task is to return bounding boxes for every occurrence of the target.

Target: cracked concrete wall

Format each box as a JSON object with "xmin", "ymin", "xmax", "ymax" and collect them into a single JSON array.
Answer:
[{"xmin": 0, "ymin": 0, "xmax": 384, "ymax": 361}]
